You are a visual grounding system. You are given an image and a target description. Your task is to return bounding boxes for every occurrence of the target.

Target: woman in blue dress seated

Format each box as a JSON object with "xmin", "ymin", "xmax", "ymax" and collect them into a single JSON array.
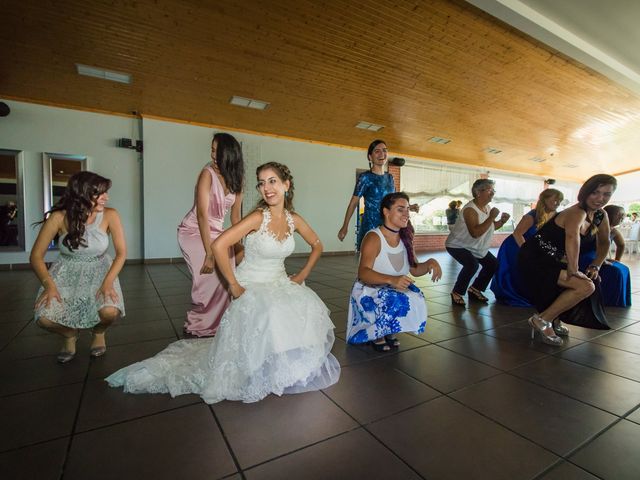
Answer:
[
  {"xmin": 491, "ymin": 188, "xmax": 564, "ymax": 306},
  {"xmin": 579, "ymin": 205, "xmax": 631, "ymax": 307},
  {"xmin": 347, "ymin": 192, "xmax": 442, "ymax": 351}
]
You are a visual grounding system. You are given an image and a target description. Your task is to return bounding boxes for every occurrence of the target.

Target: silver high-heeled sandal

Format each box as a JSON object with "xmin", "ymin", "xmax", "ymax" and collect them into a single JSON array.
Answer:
[
  {"xmin": 528, "ymin": 314, "xmax": 563, "ymax": 346},
  {"xmin": 553, "ymin": 320, "xmax": 570, "ymax": 337}
]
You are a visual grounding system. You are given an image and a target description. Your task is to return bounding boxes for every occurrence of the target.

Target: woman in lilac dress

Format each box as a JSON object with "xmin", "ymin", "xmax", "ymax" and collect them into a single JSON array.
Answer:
[{"xmin": 178, "ymin": 133, "xmax": 244, "ymax": 337}]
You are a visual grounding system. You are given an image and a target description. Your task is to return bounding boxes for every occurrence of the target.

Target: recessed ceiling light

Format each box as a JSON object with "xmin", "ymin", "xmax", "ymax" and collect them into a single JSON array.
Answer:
[
  {"xmin": 229, "ymin": 96, "xmax": 270, "ymax": 110},
  {"xmin": 529, "ymin": 156, "xmax": 546, "ymax": 163},
  {"xmin": 428, "ymin": 137, "xmax": 451, "ymax": 144},
  {"xmin": 485, "ymin": 147, "xmax": 502, "ymax": 155},
  {"xmin": 76, "ymin": 64, "xmax": 131, "ymax": 84},
  {"xmin": 355, "ymin": 121, "xmax": 384, "ymax": 132},
  {"xmin": 563, "ymin": 164, "xmax": 578, "ymax": 168}
]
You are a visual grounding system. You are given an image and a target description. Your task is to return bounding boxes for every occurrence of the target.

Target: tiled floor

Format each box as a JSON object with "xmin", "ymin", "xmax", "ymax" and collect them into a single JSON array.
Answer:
[{"xmin": 2, "ymin": 251, "xmax": 640, "ymax": 480}]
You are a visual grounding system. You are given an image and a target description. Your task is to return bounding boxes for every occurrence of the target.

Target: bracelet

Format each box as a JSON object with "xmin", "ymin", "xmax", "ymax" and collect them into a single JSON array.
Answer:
[{"xmin": 587, "ymin": 264, "xmax": 600, "ymax": 271}]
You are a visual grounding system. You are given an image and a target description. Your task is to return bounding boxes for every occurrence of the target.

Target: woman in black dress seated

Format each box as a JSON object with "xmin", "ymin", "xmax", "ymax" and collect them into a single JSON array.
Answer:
[{"xmin": 518, "ymin": 174, "xmax": 616, "ymax": 346}]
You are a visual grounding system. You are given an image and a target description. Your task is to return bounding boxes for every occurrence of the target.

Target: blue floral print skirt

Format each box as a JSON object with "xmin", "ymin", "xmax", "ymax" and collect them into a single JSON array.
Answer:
[{"xmin": 346, "ymin": 282, "xmax": 427, "ymax": 344}]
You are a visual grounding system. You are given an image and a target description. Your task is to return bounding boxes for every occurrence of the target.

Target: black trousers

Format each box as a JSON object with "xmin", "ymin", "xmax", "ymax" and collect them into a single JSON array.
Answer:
[{"xmin": 446, "ymin": 247, "xmax": 498, "ymax": 295}]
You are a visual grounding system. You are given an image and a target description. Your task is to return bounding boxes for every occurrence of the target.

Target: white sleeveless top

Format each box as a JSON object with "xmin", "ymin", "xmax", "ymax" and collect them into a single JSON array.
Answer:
[
  {"xmin": 369, "ymin": 228, "xmax": 410, "ymax": 276},
  {"xmin": 445, "ymin": 201, "xmax": 494, "ymax": 258}
]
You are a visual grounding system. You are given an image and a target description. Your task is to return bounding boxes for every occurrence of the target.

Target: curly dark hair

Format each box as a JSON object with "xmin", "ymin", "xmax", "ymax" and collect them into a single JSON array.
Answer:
[
  {"xmin": 255, "ymin": 162, "xmax": 295, "ymax": 211},
  {"xmin": 40, "ymin": 171, "xmax": 111, "ymax": 251},
  {"xmin": 213, "ymin": 132, "xmax": 244, "ymax": 194},
  {"xmin": 380, "ymin": 192, "xmax": 417, "ymax": 267},
  {"xmin": 577, "ymin": 174, "xmax": 617, "ymax": 236}
]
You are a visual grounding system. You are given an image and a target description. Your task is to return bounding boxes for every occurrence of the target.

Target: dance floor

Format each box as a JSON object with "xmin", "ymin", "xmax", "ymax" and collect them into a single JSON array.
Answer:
[{"xmin": 2, "ymin": 250, "xmax": 640, "ymax": 480}]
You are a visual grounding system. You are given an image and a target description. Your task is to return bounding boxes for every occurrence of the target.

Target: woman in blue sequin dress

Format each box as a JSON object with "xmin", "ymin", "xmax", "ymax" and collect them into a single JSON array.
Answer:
[
  {"xmin": 338, "ymin": 139, "xmax": 395, "ymax": 251},
  {"xmin": 30, "ymin": 172, "xmax": 126, "ymax": 363}
]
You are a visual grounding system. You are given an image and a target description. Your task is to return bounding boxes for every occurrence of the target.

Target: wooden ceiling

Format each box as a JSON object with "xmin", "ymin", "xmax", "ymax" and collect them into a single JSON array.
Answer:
[{"xmin": 1, "ymin": 0, "xmax": 639, "ymax": 181}]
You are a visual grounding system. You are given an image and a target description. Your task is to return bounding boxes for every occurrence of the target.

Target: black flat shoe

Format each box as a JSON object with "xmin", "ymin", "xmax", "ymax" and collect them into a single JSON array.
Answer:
[
  {"xmin": 370, "ymin": 340, "xmax": 391, "ymax": 352},
  {"xmin": 467, "ymin": 288, "xmax": 489, "ymax": 303},
  {"xmin": 385, "ymin": 335, "xmax": 400, "ymax": 348},
  {"xmin": 451, "ymin": 292, "xmax": 466, "ymax": 307}
]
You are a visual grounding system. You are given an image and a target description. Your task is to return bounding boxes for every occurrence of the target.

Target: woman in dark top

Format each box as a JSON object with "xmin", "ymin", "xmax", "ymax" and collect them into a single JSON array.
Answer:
[
  {"xmin": 445, "ymin": 200, "xmax": 461, "ymax": 231},
  {"xmin": 491, "ymin": 188, "xmax": 563, "ymax": 306},
  {"xmin": 518, "ymin": 174, "xmax": 616, "ymax": 346}
]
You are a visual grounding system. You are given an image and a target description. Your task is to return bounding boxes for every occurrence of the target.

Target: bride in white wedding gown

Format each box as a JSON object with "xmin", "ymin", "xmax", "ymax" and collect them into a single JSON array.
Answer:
[{"xmin": 106, "ymin": 162, "xmax": 340, "ymax": 403}]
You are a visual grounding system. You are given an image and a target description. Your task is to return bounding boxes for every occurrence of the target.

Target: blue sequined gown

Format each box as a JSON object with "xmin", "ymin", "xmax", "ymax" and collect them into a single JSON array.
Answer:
[{"xmin": 353, "ymin": 171, "xmax": 395, "ymax": 250}]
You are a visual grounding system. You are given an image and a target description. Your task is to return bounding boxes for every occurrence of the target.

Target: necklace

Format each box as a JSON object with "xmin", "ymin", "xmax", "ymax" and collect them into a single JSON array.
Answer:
[{"xmin": 382, "ymin": 224, "xmax": 399, "ymax": 233}]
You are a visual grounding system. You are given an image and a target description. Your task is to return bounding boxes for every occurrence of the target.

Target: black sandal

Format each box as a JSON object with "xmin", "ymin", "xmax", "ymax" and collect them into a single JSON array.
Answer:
[
  {"xmin": 385, "ymin": 335, "xmax": 400, "ymax": 347},
  {"xmin": 468, "ymin": 288, "xmax": 489, "ymax": 303},
  {"xmin": 451, "ymin": 292, "xmax": 466, "ymax": 307},
  {"xmin": 370, "ymin": 340, "xmax": 391, "ymax": 352}
]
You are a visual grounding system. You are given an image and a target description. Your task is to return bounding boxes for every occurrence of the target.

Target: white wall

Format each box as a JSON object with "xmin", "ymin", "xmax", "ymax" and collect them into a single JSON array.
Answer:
[
  {"xmin": 0, "ymin": 100, "xmax": 142, "ymax": 264},
  {"xmin": 142, "ymin": 118, "xmax": 367, "ymax": 258}
]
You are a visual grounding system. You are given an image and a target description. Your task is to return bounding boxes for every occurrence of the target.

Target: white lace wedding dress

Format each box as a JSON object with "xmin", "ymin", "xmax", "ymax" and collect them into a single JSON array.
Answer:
[{"xmin": 106, "ymin": 209, "xmax": 340, "ymax": 403}]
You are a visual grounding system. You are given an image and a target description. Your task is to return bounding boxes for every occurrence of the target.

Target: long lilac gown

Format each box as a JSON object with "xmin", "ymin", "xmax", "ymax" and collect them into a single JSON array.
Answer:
[{"xmin": 177, "ymin": 165, "xmax": 235, "ymax": 337}]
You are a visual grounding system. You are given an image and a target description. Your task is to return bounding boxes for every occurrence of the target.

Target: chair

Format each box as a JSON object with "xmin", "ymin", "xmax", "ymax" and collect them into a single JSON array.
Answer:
[{"xmin": 625, "ymin": 223, "xmax": 640, "ymax": 254}]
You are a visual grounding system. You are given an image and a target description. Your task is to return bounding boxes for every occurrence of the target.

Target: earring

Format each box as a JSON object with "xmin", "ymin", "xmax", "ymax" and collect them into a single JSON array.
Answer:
[{"xmin": 284, "ymin": 191, "xmax": 289, "ymax": 198}]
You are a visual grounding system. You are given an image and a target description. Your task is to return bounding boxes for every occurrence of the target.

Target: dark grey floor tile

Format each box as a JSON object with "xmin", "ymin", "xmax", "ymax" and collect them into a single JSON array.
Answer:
[
  {"xmin": 87, "ymin": 337, "xmax": 175, "ymax": 380},
  {"xmin": 368, "ymin": 396, "xmax": 558, "ymax": 480},
  {"xmin": 106, "ymin": 320, "xmax": 177, "ymax": 346},
  {"xmin": 330, "ymin": 337, "xmax": 371, "ymax": 366},
  {"xmin": 0, "ymin": 322, "xmax": 25, "ymax": 348},
  {"xmin": 117, "ymin": 305, "xmax": 170, "ymax": 324},
  {"xmin": 213, "ymin": 391, "xmax": 357, "ymax": 468},
  {"xmin": 123, "ymin": 295, "xmax": 163, "ymax": 309},
  {"xmin": 0, "ymin": 333, "xmax": 92, "ymax": 361},
  {"xmin": 591, "ymin": 330, "xmax": 640, "ymax": 355},
  {"xmin": 559, "ymin": 342, "xmax": 640, "ymax": 382},
  {"xmin": 627, "ymin": 406, "xmax": 640, "ymax": 425},
  {"xmin": 245, "ymin": 428, "xmax": 421, "ymax": 480},
  {"xmin": 620, "ymin": 321, "xmax": 640, "ymax": 336},
  {"xmin": 0, "ymin": 383, "xmax": 82, "ymax": 450},
  {"xmin": 76, "ymin": 378, "xmax": 200, "ymax": 431},
  {"xmin": 452, "ymin": 374, "xmax": 617, "ymax": 455},
  {"xmin": 538, "ymin": 461, "xmax": 600, "ymax": 480},
  {"xmin": 387, "ymin": 344, "xmax": 501, "ymax": 393},
  {"xmin": 323, "ymin": 360, "xmax": 440, "ymax": 424},
  {"xmin": 65, "ymin": 404, "xmax": 236, "ymax": 480},
  {"xmin": 430, "ymin": 309, "xmax": 513, "ymax": 331},
  {"xmin": 0, "ymin": 308, "xmax": 33, "ymax": 324},
  {"xmin": 0, "ymin": 353, "xmax": 89, "ymax": 396},
  {"xmin": 483, "ymin": 322, "xmax": 586, "ymax": 352},
  {"xmin": 409, "ymin": 317, "xmax": 472, "ymax": 343},
  {"xmin": 570, "ymin": 420, "xmax": 640, "ymax": 480},
  {"xmin": 164, "ymin": 302, "xmax": 193, "ymax": 319},
  {"xmin": 424, "ymin": 300, "xmax": 455, "ymax": 316},
  {"xmin": 439, "ymin": 333, "xmax": 548, "ymax": 370},
  {"xmin": 512, "ymin": 356, "xmax": 640, "ymax": 416},
  {"xmin": 0, "ymin": 438, "xmax": 68, "ymax": 480},
  {"xmin": 160, "ymin": 293, "xmax": 193, "ymax": 306}
]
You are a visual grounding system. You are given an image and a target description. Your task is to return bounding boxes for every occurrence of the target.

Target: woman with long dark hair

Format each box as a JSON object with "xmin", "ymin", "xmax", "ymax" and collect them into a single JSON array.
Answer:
[
  {"xmin": 518, "ymin": 174, "xmax": 616, "ymax": 345},
  {"xmin": 108, "ymin": 162, "xmax": 339, "ymax": 403},
  {"xmin": 337, "ymin": 139, "xmax": 396, "ymax": 251},
  {"xmin": 178, "ymin": 132, "xmax": 244, "ymax": 337},
  {"xmin": 346, "ymin": 192, "xmax": 442, "ymax": 351},
  {"xmin": 30, "ymin": 171, "xmax": 126, "ymax": 363}
]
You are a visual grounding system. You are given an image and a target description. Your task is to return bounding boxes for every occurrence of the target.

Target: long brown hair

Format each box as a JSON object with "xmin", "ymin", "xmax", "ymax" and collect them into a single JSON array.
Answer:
[
  {"xmin": 40, "ymin": 171, "xmax": 111, "ymax": 251},
  {"xmin": 578, "ymin": 174, "xmax": 617, "ymax": 236},
  {"xmin": 255, "ymin": 162, "xmax": 295, "ymax": 211}
]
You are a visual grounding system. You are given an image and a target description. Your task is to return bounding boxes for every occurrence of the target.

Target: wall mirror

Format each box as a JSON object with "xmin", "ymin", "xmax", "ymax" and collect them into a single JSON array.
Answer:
[
  {"xmin": 0, "ymin": 149, "xmax": 25, "ymax": 250},
  {"xmin": 42, "ymin": 153, "xmax": 87, "ymax": 213},
  {"xmin": 43, "ymin": 153, "xmax": 87, "ymax": 249}
]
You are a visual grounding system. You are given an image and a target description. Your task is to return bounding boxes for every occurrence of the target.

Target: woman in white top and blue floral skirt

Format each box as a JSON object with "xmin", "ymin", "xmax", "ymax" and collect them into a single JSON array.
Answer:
[
  {"xmin": 347, "ymin": 192, "xmax": 442, "ymax": 351},
  {"xmin": 445, "ymin": 179, "xmax": 510, "ymax": 307}
]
